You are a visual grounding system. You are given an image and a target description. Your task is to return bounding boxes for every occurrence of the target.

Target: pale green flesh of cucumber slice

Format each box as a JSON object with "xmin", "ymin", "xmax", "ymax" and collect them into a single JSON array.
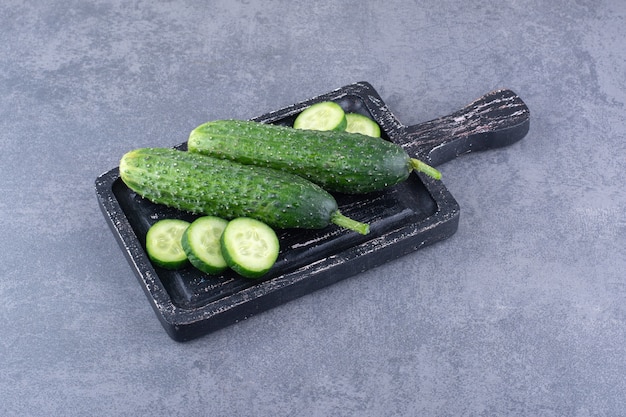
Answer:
[
  {"xmin": 221, "ymin": 218, "xmax": 279, "ymax": 279},
  {"xmin": 345, "ymin": 113, "xmax": 381, "ymax": 137},
  {"xmin": 182, "ymin": 216, "xmax": 229, "ymax": 274},
  {"xmin": 145, "ymin": 219, "xmax": 190, "ymax": 269},
  {"xmin": 293, "ymin": 101, "xmax": 347, "ymax": 131}
]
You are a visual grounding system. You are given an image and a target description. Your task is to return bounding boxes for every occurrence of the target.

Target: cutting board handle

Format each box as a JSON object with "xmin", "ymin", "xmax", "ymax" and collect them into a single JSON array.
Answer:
[{"xmin": 398, "ymin": 89, "xmax": 530, "ymax": 166}]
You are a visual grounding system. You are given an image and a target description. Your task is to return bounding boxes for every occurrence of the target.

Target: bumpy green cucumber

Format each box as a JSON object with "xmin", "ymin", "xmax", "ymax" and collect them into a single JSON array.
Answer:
[
  {"xmin": 187, "ymin": 119, "xmax": 440, "ymax": 194},
  {"xmin": 119, "ymin": 147, "xmax": 369, "ymax": 235}
]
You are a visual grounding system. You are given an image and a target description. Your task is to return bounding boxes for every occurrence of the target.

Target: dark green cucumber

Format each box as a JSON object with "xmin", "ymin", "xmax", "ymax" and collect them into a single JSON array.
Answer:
[
  {"xmin": 187, "ymin": 119, "xmax": 441, "ymax": 194},
  {"xmin": 119, "ymin": 147, "xmax": 369, "ymax": 235}
]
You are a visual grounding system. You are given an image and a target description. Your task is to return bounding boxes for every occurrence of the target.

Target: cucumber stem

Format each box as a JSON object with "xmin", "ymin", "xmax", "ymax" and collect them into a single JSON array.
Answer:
[
  {"xmin": 410, "ymin": 158, "xmax": 442, "ymax": 180},
  {"xmin": 331, "ymin": 212, "xmax": 370, "ymax": 235}
]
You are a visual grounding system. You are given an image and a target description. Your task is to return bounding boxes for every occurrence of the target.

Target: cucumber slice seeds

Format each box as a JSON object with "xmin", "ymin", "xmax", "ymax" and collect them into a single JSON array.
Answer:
[
  {"xmin": 293, "ymin": 101, "xmax": 347, "ymax": 131},
  {"xmin": 181, "ymin": 216, "xmax": 229, "ymax": 274},
  {"xmin": 345, "ymin": 113, "xmax": 381, "ymax": 137},
  {"xmin": 145, "ymin": 219, "xmax": 190, "ymax": 270},
  {"xmin": 220, "ymin": 217, "xmax": 280, "ymax": 279}
]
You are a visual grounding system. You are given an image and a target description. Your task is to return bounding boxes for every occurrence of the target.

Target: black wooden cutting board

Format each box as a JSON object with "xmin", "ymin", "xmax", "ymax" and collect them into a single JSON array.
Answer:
[{"xmin": 95, "ymin": 81, "xmax": 530, "ymax": 341}]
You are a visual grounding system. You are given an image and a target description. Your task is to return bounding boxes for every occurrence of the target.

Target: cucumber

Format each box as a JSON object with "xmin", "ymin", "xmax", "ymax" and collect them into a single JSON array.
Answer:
[
  {"xmin": 145, "ymin": 219, "xmax": 190, "ymax": 269},
  {"xmin": 187, "ymin": 119, "xmax": 441, "ymax": 194},
  {"xmin": 119, "ymin": 147, "xmax": 369, "ymax": 235},
  {"xmin": 220, "ymin": 217, "xmax": 280, "ymax": 279},
  {"xmin": 345, "ymin": 113, "xmax": 381, "ymax": 137},
  {"xmin": 293, "ymin": 101, "xmax": 347, "ymax": 131},
  {"xmin": 181, "ymin": 216, "xmax": 229, "ymax": 274}
]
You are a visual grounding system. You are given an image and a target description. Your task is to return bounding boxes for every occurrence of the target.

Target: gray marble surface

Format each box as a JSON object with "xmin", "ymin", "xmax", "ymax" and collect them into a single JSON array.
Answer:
[{"xmin": 2, "ymin": 1, "xmax": 625, "ymax": 416}]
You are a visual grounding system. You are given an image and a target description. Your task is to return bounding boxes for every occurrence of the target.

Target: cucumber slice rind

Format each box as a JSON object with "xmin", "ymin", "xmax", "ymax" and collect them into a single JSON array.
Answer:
[
  {"xmin": 145, "ymin": 219, "xmax": 190, "ymax": 270},
  {"xmin": 293, "ymin": 101, "xmax": 347, "ymax": 131},
  {"xmin": 220, "ymin": 217, "xmax": 280, "ymax": 279},
  {"xmin": 181, "ymin": 216, "xmax": 229, "ymax": 274}
]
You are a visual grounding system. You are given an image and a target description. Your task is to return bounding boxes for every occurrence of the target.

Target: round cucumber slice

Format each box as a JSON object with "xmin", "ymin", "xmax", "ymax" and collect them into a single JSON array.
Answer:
[
  {"xmin": 220, "ymin": 217, "xmax": 280, "ymax": 279},
  {"xmin": 344, "ymin": 113, "xmax": 381, "ymax": 137},
  {"xmin": 181, "ymin": 216, "xmax": 229, "ymax": 274},
  {"xmin": 145, "ymin": 219, "xmax": 190, "ymax": 270},
  {"xmin": 293, "ymin": 101, "xmax": 347, "ymax": 131}
]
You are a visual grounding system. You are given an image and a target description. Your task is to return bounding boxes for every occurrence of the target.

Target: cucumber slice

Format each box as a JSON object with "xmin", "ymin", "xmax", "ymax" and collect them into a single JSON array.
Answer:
[
  {"xmin": 220, "ymin": 217, "xmax": 280, "ymax": 279},
  {"xmin": 181, "ymin": 216, "xmax": 229, "ymax": 274},
  {"xmin": 145, "ymin": 219, "xmax": 190, "ymax": 269},
  {"xmin": 345, "ymin": 113, "xmax": 381, "ymax": 138},
  {"xmin": 293, "ymin": 101, "xmax": 347, "ymax": 131}
]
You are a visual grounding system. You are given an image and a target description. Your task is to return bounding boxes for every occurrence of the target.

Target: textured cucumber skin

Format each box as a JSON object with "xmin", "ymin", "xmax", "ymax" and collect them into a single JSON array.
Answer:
[
  {"xmin": 119, "ymin": 147, "xmax": 338, "ymax": 230},
  {"xmin": 187, "ymin": 119, "xmax": 412, "ymax": 194}
]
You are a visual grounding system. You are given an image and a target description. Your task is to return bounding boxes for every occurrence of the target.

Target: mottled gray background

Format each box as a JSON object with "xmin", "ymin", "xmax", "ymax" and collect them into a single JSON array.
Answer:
[{"xmin": 1, "ymin": 0, "xmax": 625, "ymax": 416}]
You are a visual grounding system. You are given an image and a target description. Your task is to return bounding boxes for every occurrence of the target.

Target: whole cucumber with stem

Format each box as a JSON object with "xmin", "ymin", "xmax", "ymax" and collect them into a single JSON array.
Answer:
[
  {"xmin": 187, "ymin": 119, "xmax": 441, "ymax": 194},
  {"xmin": 119, "ymin": 147, "xmax": 369, "ymax": 235}
]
